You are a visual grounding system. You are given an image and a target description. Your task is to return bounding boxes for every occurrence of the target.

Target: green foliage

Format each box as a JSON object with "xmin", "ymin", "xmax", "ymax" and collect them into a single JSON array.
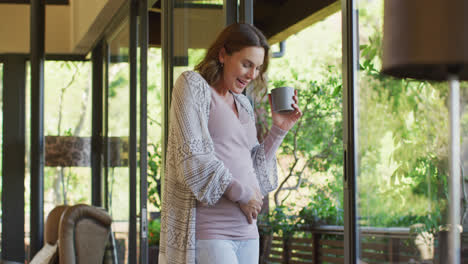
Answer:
[
  {"xmin": 109, "ymin": 75, "xmax": 127, "ymax": 98},
  {"xmin": 259, "ymin": 206, "xmax": 299, "ymax": 238},
  {"xmin": 355, "ymin": 2, "xmax": 450, "ymax": 231},
  {"xmin": 188, "ymin": 48, "xmax": 206, "ymax": 66},
  {"xmin": 262, "ymin": 1, "xmax": 452, "ymax": 235},
  {"xmin": 265, "ymin": 58, "xmax": 344, "ymax": 218},
  {"xmin": 148, "ymin": 218, "xmax": 161, "ymax": 246},
  {"xmin": 298, "ymin": 184, "xmax": 344, "ymax": 226},
  {"xmin": 148, "ymin": 143, "xmax": 163, "ymax": 210},
  {"xmin": 270, "ymin": 79, "xmax": 288, "ymax": 90},
  {"xmin": 40, "ymin": 61, "xmax": 93, "ymax": 208},
  {"xmin": 63, "ymin": 128, "xmax": 73, "ymax": 136}
]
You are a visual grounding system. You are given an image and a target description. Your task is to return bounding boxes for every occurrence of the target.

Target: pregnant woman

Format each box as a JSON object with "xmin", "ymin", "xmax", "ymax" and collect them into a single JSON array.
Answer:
[{"xmin": 158, "ymin": 23, "xmax": 302, "ymax": 264}]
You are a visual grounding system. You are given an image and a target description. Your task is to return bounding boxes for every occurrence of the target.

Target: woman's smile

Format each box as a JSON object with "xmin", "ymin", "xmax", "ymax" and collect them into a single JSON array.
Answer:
[{"xmin": 236, "ymin": 78, "xmax": 249, "ymax": 88}]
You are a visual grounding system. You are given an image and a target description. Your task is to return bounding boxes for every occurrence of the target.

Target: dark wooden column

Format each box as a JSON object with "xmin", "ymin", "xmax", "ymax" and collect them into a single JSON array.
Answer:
[
  {"xmin": 2, "ymin": 55, "xmax": 26, "ymax": 263},
  {"xmin": 92, "ymin": 41, "xmax": 104, "ymax": 207},
  {"xmin": 30, "ymin": 0, "xmax": 46, "ymax": 257}
]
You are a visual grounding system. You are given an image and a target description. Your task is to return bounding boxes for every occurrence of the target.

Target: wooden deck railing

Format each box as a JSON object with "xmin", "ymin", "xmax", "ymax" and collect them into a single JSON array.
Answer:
[{"xmin": 260, "ymin": 225, "xmax": 468, "ymax": 264}]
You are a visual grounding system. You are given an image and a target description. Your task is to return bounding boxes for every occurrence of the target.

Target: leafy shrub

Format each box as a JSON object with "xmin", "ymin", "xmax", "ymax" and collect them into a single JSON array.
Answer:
[
  {"xmin": 259, "ymin": 206, "xmax": 299, "ymax": 238},
  {"xmin": 298, "ymin": 188, "xmax": 344, "ymax": 226},
  {"xmin": 148, "ymin": 143, "xmax": 163, "ymax": 210},
  {"xmin": 148, "ymin": 218, "xmax": 161, "ymax": 246}
]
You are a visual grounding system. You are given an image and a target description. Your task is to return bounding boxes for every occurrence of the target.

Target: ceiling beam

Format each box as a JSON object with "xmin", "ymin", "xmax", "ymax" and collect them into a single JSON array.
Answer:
[
  {"xmin": 149, "ymin": 0, "xmax": 342, "ymax": 48},
  {"xmin": 254, "ymin": 0, "xmax": 339, "ymax": 44},
  {"xmin": 0, "ymin": 0, "xmax": 69, "ymax": 5}
]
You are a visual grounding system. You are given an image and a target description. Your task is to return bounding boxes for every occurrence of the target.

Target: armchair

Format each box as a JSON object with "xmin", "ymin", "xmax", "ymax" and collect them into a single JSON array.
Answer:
[
  {"xmin": 30, "ymin": 204, "xmax": 114, "ymax": 264},
  {"xmin": 58, "ymin": 204, "xmax": 112, "ymax": 264}
]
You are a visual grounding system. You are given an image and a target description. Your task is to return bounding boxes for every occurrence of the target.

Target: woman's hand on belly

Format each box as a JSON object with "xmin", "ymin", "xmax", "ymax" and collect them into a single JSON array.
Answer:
[{"xmin": 239, "ymin": 187, "xmax": 263, "ymax": 224}]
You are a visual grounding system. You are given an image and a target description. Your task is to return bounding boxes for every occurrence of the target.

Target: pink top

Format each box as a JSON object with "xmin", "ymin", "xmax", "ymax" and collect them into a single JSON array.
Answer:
[{"xmin": 196, "ymin": 88, "xmax": 287, "ymax": 240}]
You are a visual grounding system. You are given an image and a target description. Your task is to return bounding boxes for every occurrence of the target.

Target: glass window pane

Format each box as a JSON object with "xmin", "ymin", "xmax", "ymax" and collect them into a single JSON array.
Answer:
[
  {"xmin": 260, "ymin": 13, "xmax": 344, "ymax": 263},
  {"xmin": 107, "ymin": 19, "xmax": 131, "ymax": 264},
  {"xmin": 43, "ymin": 61, "xmax": 92, "ymax": 217},
  {"xmin": 356, "ymin": 0, "xmax": 465, "ymax": 262},
  {"xmin": 147, "ymin": 48, "xmax": 162, "ymax": 215},
  {"xmin": 172, "ymin": 0, "xmax": 226, "ymax": 79}
]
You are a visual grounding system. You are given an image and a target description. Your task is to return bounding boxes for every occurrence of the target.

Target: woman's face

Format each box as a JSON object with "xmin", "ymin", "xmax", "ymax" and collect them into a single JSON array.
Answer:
[{"xmin": 218, "ymin": 46, "xmax": 265, "ymax": 94}]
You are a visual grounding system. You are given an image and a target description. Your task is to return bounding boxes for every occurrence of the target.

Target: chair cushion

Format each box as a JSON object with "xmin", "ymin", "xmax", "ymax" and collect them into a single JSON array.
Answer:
[{"xmin": 29, "ymin": 243, "xmax": 58, "ymax": 264}]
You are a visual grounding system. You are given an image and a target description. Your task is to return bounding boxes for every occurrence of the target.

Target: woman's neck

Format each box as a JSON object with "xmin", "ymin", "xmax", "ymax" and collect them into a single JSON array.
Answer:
[
  {"xmin": 213, "ymin": 82, "xmax": 236, "ymax": 111},
  {"xmin": 213, "ymin": 81, "xmax": 230, "ymax": 99}
]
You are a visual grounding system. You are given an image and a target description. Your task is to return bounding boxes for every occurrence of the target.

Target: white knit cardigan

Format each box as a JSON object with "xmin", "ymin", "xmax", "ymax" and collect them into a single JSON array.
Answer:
[{"xmin": 158, "ymin": 71, "xmax": 279, "ymax": 264}]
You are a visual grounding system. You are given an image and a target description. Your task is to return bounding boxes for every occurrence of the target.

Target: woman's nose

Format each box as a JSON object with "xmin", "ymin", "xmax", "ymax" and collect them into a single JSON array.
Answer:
[{"xmin": 247, "ymin": 68, "xmax": 256, "ymax": 79}]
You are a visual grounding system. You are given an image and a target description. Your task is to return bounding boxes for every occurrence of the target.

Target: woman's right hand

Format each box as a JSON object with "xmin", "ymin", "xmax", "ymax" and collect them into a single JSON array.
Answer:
[{"xmin": 239, "ymin": 188, "xmax": 263, "ymax": 224}]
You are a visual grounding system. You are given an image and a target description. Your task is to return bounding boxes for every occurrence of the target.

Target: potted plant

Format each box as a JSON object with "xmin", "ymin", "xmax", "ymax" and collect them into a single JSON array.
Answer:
[{"xmin": 148, "ymin": 218, "xmax": 161, "ymax": 264}]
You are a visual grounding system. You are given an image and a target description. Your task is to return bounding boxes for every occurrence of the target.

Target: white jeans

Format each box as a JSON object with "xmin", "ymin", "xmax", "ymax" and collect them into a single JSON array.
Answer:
[{"xmin": 196, "ymin": 239, "xmax": 259, "ymax": 264}]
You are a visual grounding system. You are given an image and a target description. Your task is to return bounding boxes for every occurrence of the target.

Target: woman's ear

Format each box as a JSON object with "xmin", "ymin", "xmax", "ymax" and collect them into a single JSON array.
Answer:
[{"xmin": 218, "ymin": 47, "xmax": 226, "ymax": 64}]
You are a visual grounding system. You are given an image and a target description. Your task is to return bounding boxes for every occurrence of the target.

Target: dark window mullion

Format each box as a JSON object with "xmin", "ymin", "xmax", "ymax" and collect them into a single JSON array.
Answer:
[
  {"xmin": 139, "ymin": 0, "xmax": 149, "ymax": 262},
  {"xmin": 30, "ymin": 0, "xmax": 45, "ymax": 258},
  {"xmin": 92, "ymin": 40, "xmax": 104, "ymax": 207},
  {"xmin": 342, "ymin": 0, "xmax": 359, "ymax": 263},
  {"xmin": 104, "ymin": 42, "xmax": 110, "ymax": 211},
  {"xmin": 2, "ymin": 55, "xmax": 26, "ymax": 263},
  {"xmin": 129, "ymin": 0, "xmax": 139, "ymax": 263},
  {"xmin": 161, "ymin": 0, "xmax": 173, "ymax": 178}
]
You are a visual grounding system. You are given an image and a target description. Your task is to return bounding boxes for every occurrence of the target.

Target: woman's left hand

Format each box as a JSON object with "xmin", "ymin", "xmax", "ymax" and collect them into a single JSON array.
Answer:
[{"xmin": 268, "ymin": 89, "xmax": 302, "ymax": 131}]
